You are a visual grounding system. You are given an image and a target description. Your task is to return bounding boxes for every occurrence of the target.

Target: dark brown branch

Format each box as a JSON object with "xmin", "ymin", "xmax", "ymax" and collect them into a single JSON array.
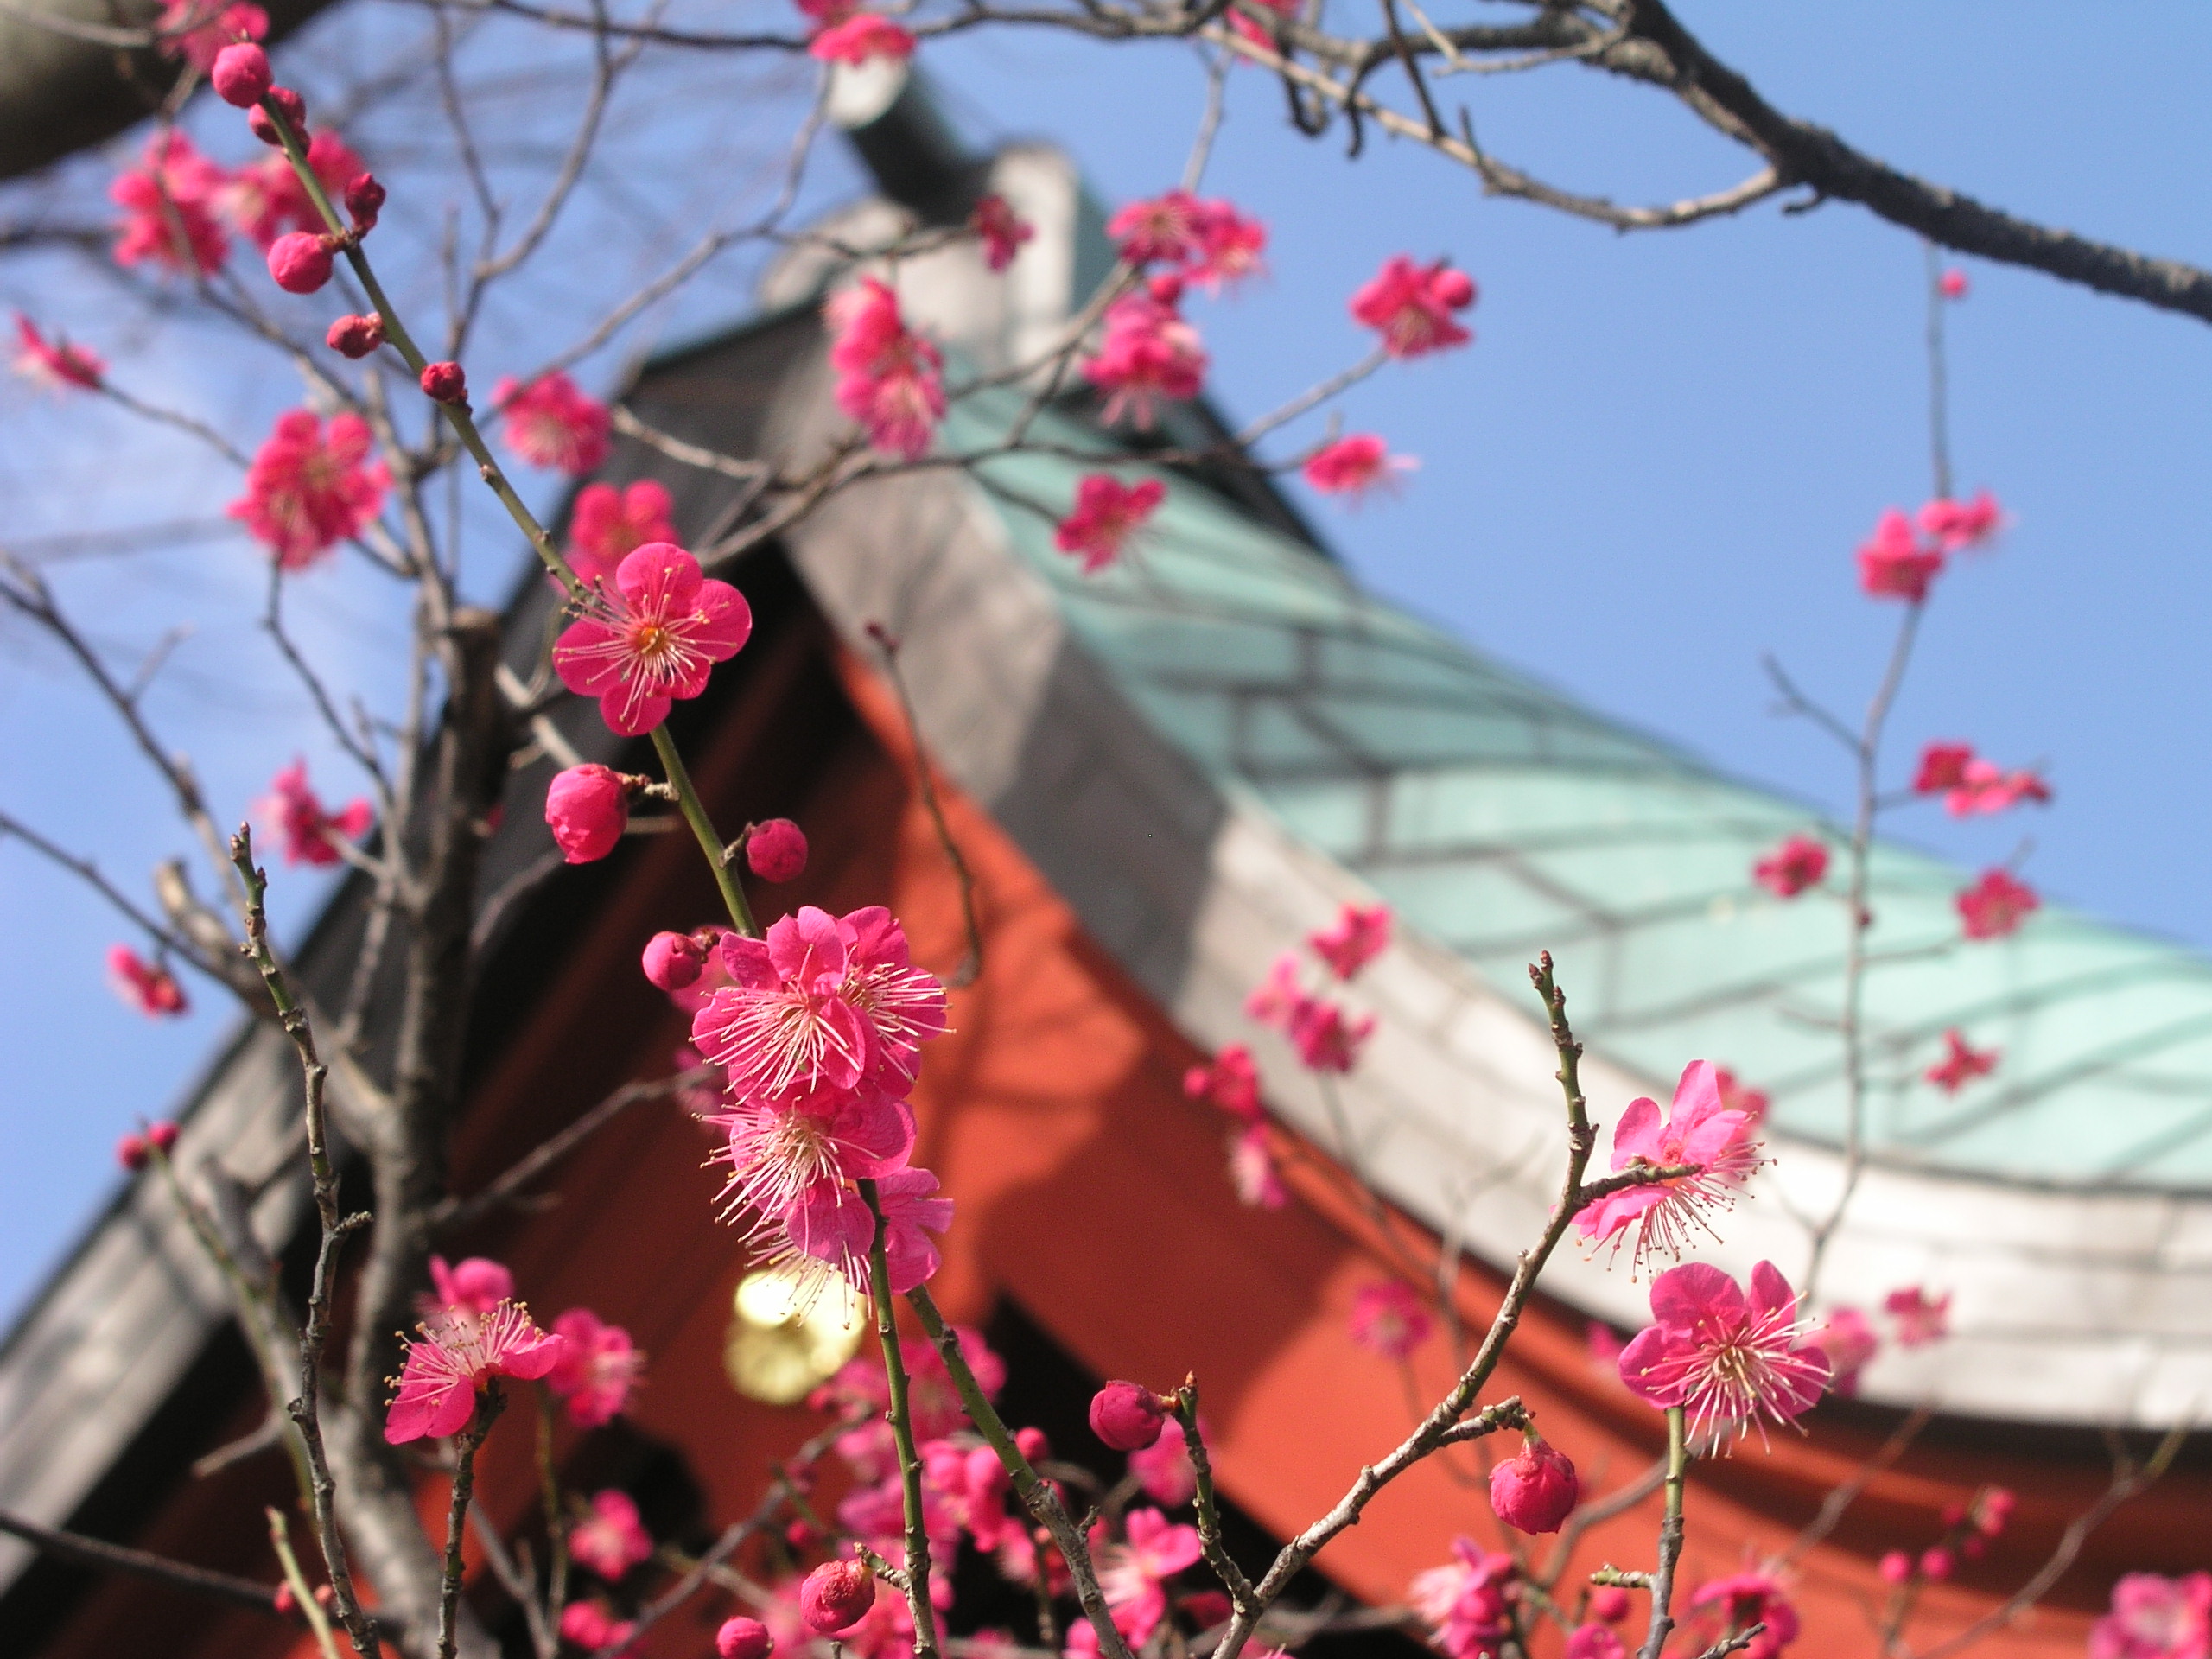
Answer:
[{"xmin": 0, "ymin": 1507, "xmax": 287, "ymax": 1615}]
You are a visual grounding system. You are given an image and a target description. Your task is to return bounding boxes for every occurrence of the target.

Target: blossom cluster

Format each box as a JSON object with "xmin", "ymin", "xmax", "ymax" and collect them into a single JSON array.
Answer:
[
  {"xmin": 681, "ymin": 905, "xmax": 953, "ymax": 1302},
  {"xmin": 384, "ymin": 1254, "xmax": 643, "ymax": 1443}
]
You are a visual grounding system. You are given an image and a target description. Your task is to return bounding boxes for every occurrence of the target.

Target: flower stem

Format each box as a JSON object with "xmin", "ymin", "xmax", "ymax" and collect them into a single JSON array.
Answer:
[
  {"xmin": 861, "ymin": 1180, "xmax": 938, "ymax": 1659},
  {"xmin": 903, "ymin": 1285, "xmax": 1137, "ymax": 1659},
  {"xmin": 650, "ymin": 724, "xmax": 756, "ymax": 937},
  {"xmin": 438, "ymin": 1389, "xmax": 505, "ymax": 1659},
  {"xmin": 1637, "ymin": 1408, "xmax": 1690, "ymax": 1659},
  {"xmin": 260, "ymin": 99, "xmax": 585, "ymax": 598},
  {"xmin": 1172, "ymin": 1383, "xmax": 1258, "ymax": 1618}
]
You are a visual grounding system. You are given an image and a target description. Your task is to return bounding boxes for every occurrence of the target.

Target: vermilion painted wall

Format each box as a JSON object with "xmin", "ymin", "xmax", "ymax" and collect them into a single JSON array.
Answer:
[{"xmin": 37, "ymin": 598, "xmax": 2203, "ymax": 1659}]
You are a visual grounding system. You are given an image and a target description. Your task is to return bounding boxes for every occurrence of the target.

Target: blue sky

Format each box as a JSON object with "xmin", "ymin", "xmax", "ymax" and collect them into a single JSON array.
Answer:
[{"xmin": 2, "ymin": 3, "xmax": 2208, "ymax": 1323}]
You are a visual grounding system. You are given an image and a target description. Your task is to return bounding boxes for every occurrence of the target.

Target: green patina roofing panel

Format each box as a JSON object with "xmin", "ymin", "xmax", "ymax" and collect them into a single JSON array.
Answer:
[{"xmin": 945, "ymin": 392, "xmax": 2212, "ymax": 1192}]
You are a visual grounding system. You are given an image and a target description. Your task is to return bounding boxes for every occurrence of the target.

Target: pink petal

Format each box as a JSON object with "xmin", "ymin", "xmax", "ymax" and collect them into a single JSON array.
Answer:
[
  {"xmin": 1648, "ymin": 1261, "xmax": 1739, "ymax": 1332},
  {"xmin": 689, "ymin": 579, "xmax": 753, "ymax": 660},
  {"xmin": 1615, "ymin": 1325, "xmax": 1687, "ymax": 1408},
  {"xmin": 502, "ymin": 1328, "xmax": 569, "ymax": 1382},
  {"xmin": 718, "ymin": 933, "xmax": 778, "ymax": 989},
  {"xmin": 1608, "ymin": 1096, "xmax": 1662, "ymax": 1169},
  {"xmin": 598, "ymin": 686, "xmax": 671, "ymax": 738},
  {"xmin": 1746, "ymin": 1259, "xmax": 1799, "ymax": 1322},
  {"xmin": 769, "ymin": 906, "xmax": 852, "ymax": 989},
  {"xmin": 552, "ymin": 617, "xmax": 626, "ymax": 697},
  {"xmin": 836, "ymin": 1095, "xmax": 918, "ymax": 1177},
  {"xmin": 615, "ymin": 541, "xmax": 700, "ymax": 612},
  {"xmin": 1669, "ymin": 1060, "xmax": 1722, "ymax": 1125}
]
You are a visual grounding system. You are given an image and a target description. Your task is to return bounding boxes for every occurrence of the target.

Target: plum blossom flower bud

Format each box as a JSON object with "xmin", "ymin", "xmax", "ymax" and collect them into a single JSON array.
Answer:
[
  {"xmin": 210, "ymin": 42, "xmax": 272, "ymax": 106},
  {"xmin": 798, "ymin": 1560, "xmax": 875, "ymax": 1634},
  {"xmin": 1879, "ymin": 1550, "xmax": 1912, "ymax": 1585},
  {"xmin": 116, "ymin": 1132, "xmax": 149, "ymax": 1171},
  {"xmin": 327, "ymin": 313, "xmax": 384, "ymax": 359},
  {"xmin": 1590, "ymin": 1586, "xmax": 1630, "ymax": 1624},
  {"xmin": 267, "ymin": 232, "xmax": 334, "ymax": 294},
  {"xmin": 545, "ymin": 764, "xmax": 629, "ymax": 862},
  {"xmin": 642, "ymin": 931, "xmax": 706, "ymax": 991},
  {"xmin": 1920, "ymin": 1548, "xmax": 1954, "ymax": 1581},
  {"xmin": 344, "ymin": 172, "xmax": 385, "ymax": 232},
  {"xmin": 746, "ymin": 818, "xmax": 808, "ymax": 882},
  {"xmin": 1488, "ymin": 1437, "xmax": 1579, "ymax": 1534},
  {"xmin": 1015, "ymin": 1427, "xmax": 1051, "ymax": 1463},
  {"xmin": 1976, "ymin": 1487, "xmax": 2015, "ymax": 1536},
  {"xmin": 247, "ymin": 86, "xmax": 306, "ymax": 145},
  {"xmin": 1089, "ymin": 1380, "xmax": 1167, "ymax": 1452},
  {"xmin": 785, "ymin": 1519, "xmax": 817, "ymax": 1549},
  {"xmin": 147, "ymin": 1121, "xmax": 179, "ymax": 1154},
  {"xmin": 420, "ymin": 360, "xmax": 467, "ymax": 404},
  {"xmin": 1939, "ymin": 269, "xmax": 1969, "ymax": 300},
  {"xmin": 1147, "ymin": 272, "xmax": 1185, "ymax": 306},
  {"xmin": 716, "ymin": 1617, "xmax": 774, "ymax": 1659}
]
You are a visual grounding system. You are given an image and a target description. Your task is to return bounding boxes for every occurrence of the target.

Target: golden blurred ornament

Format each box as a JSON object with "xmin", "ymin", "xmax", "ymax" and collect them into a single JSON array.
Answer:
[{"xmin": 723, "ymin": 1266, "xmax": 866, "ymax": 1405}]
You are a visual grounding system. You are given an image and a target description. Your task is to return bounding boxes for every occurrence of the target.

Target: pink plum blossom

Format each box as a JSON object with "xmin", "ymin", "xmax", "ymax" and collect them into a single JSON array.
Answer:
[
  {"xmin": 1617, "ymin": 1261, "xmax": 1830, "ymax": 1448},
  {"xmin": 1308, "ymin": 900, "xmax": 1391, "ymax": 979},
  {"xmin": 1956, "ymin": 869, "xmax": 2038, "ymax": 940},
  {"xmin": 385, "ymin": 1300, "xmax": 565, "ymax": 1442},
  {"xmin": 1350, "ymin": 256, "xmax": 1475, "ymax": 358},
  {"xmin": 1688, "ymin": 1570, "xmax": 1801, "ymax": 1659},
  {"xmin": 1914, "ymin": 741, "xmax": 1974, "ymax": 793},
  {"xmin": 1243, "ymin": 950, "xmax": 1306, "ymax": 1027},
  {"xmin": 1713, "ymin": 1067, "xmax": 1770, "ymax": 1125},
  {"xmin": 569, "ymin": 1489, "xmax": 653, "ymax": 1580},
  {"xmin": 1944, "ymin": 757, "xmax": 2051, "ymax": 817},
  {"xmin": 690, "ymin": 906, "xmax": 948, "ymax": 1104},
  {"xmin": 1917, "ymin": 489, "xmax": 2005, "ymax": 553},
  {"xmin": 227, "ymin": 410, "xmax": 390, "ymax": 569},
  {"xmin": 779, "ymin": 1163, "xmax": 952, "ymax": 1297},
  {"xmin": 1883, "ymin": 1284, "xmax": 1951, "ymax": 1348},
  {"xmin": 155, "ymin": 0, "xmax": 266, "ymax": 67},
  {"xmin": 1129, "ymin": 1418, "xmax": 1199, "ymax": 1506},
  {"xmin": 1109, "ymin": 190, "xmax": 1210, "ymax": 267},
  {"xmin": 1054, "ymin": 474, "xmax": 1165, "ymax": 574},
  {"xmin": 1227, "ymin": 1124, "xmax": 1286, "ymax": 1208},
  {"xmin": 709, "ymin": 1084, "xmax": 915, "ymax": 1244},
  {"xmin": 1096, "ymin": 1508, "xmax": 1202, "ymax": 1643},
  {"xmin": 493, "ymin": 372, "xmax": 612, "ymax": 476},
  {"xmin": 827, "ymin": 278, "xmax": 944, "ymax": 459},
  {"xmin": 969, "ymin": 194, "xmax": 1033, "ymax": 272},
  {"xmin": 1409, "ymin": 1539, "xmax": 1516, "ymax": 1659},
  {"xmin": 544, "ymin": 1307, "xmax": 645, "ymax": 1428},
  {"xmin": 1188, "ymin": 200, "xmax": 1267, "ymax": 292},
  {"xmin": 111, "ymin": 132, "xmax": 230, "ymax": 276},
  {"xmin": 808, "ymin": 12, "xmax": 913, "ymax": 64},
  {"xmin": 1856, "ymin": 509, "xmax": 1943, "ymax": 602},
  {"xmin": 552, "ymin": 543, "xmax": 753, "ymax": 735},
  {"xmin": 1752, "ymin": 834, "xmax": 1827, "ymax": 899},
  {"xmin": 257, "ymin": 759, "xmax": 372, "ymax": 867},
  {"xmin": 1083, "ymin": 292, "xmax": 1207, "ymax": 428},
  {"xmin": 219, "ymin": 131, "xmax": 364, "ymax": 253},
  {"xmin": 568, "ymin": 480, "xmax": 677, "ymax": 589},
  {"xmin": 1924, "ymin": 1028, "xmax": 1998, "ymax": 1095},
  {"xmin": 1183, "ymin": 1044, "xmax": 1262, "ymax": 1124},
  {"xmin": 1303, "ymin": 434, "xmax": 1414, "ymax": 502},
  {"xmin": 1287, "ymin": 996, "xmax": 1374, "ymax": 1072},
  {"xmin": 417, "ymin": 1255, "xmax": 514, "ymax": 1324},
  {"xmin": 1348, "ymin": 1279, "xmax": 1432, "ymax": 1360},
  {"xmin": 107, "ymin": 945, "xmax": 188, "ymax": 1016},
  {"xmin": 1808, "ymin": 1306, "xmax": 1878, "ymax": 1397},
  {"xmin": 2088, "ymin": 1573, "xmax": 2211, "ymax": 1659},
  {"xmin": 559, "ymin": 1599, "xmax": 638, "ymax": 1655},
  {"xmin": 1566, "ymin": 1628, "xmax": 1625, "ymax": 1659},
  {"xmin": 1576, "ymin": 1059, "xmax": 1764, "ymax": 1273},
  {"xmin": 12, "ymin": 315, "xmax": 103, "ymax": 391}
]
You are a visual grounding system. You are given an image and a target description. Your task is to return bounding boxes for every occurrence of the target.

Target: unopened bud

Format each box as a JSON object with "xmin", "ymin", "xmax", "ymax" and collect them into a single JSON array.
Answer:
[
  {"xmin": 641, "ymin": 931, "xmax": 706, "ymax": 992},
  {"xmin": 716, "ymin": 1617, "xmax": 774, "ymax": 1659},
  {"xmin": 420, "ymin": 360, "xmax": 467, "ymax": 404},
  {"xmin": 146, "ymin": 1121, "xmax": 179, "ymax": 1154},
  {"xmin": 211, "ymin": 43, "xmax": 273, "ymax": 107},
  {"xmin": 247, "ymin": 86, "xmax": 307, "ymax": 146},
  {"xmin": 116, "ymin": 1132, "xmax": 149, "ymax": 1172},
  {"xmin": 267, "ymin": 232, "xmax": 334, "ymax": 295},
  {"xmin": 344, "ymin": 172, "xmax": 385, "ymax": 233},
  {"xmin": 326, "ymin": 313, "xmax": 385, "ymax": 359},
  {"xmin": 745, "ymin": 818, "xmax": 808, "ymax": 883},
  {"xmin": 1088, "ymin": 1380, "xmax": 1167, "ymax": 1452},
  {"xmin": 798, "ymin": 1560, "xmax": 874, "ymax": 1635}
]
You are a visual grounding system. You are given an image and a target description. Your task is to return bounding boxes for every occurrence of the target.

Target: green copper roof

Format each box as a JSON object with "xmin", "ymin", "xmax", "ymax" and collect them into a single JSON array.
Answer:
[{"xmin": 949, "ymin": 390, "xmax": 2212, "ymax": 1193}]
